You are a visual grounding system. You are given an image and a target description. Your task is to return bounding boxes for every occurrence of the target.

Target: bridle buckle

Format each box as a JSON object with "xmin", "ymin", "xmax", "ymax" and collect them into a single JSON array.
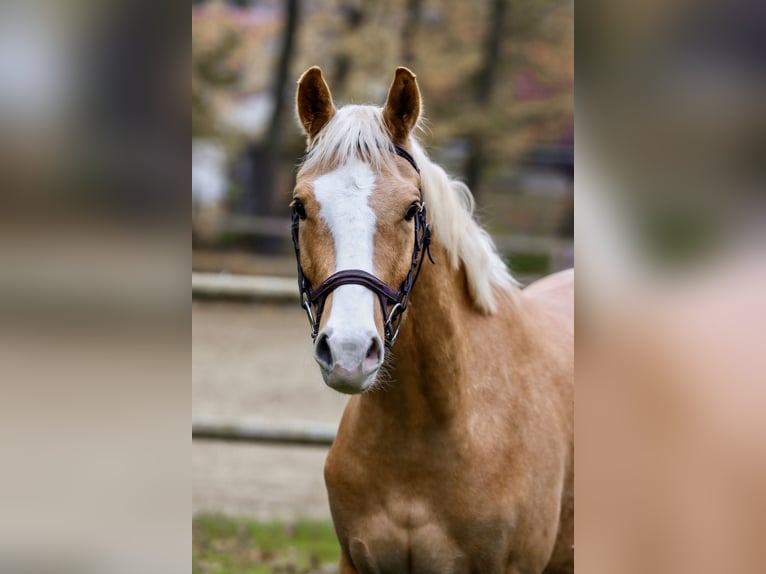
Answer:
[
  {"xmin": 300, "ymin": 292, "xmax": 317, "ymax": 337},
  {"xmin": 384, "ymin": 302, "xmax": 405, "ymax": 349}
]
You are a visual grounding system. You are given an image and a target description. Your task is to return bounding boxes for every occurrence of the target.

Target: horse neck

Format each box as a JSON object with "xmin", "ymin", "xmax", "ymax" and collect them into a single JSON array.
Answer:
[{"xmin": 364, "ymin": 242, "xmax": 490, "ymax": 426}]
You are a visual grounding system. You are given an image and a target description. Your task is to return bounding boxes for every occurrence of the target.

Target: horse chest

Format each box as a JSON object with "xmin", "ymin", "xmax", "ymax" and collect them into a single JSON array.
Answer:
[
  {"xmin": 328, "ymin": 468, "xmax": 513, "ymax": 574},
  {"xmin": 345, "ymin": 515, "xmax": 471, "ymax": 574},
  {"xmin": 339, "ymin": 502, "xmax": 517, "ymax": 574}
]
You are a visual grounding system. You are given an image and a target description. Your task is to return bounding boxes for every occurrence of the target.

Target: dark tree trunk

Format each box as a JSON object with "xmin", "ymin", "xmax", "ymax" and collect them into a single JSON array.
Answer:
[
  {"xmin": 245, "ymin": 0, "xmax": 301, "ymax": 253},
  {"xmin": 464, "ymin": 0, "xmax": 506, "ymax": 195},
  {"xmin": 477, "ymin": 0, "xmax": 505, "ymax": 104},
  {"xmin": 266, "ymin": 0, "xmax": 300, "ymax": 156},
  {"xmin": 401, "ymin": 0, "xmax": 423, "ymax": 66},
  {"xmin": 332, "ymin": 0, "xmax": 367, "ymax": 92},
  {"xmin": 464, "ymin": 134, "xmax": 484, "ymax": 197}
]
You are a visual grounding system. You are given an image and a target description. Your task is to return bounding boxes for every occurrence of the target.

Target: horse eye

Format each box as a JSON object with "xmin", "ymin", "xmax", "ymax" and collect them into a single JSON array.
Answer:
[
  {"xmin": 404, "ymin": 202, "xmax": 420, "ymax": 222},
  {"xmin": 292, "ymin": 199, "xmax": 307, "ymax": 220}
]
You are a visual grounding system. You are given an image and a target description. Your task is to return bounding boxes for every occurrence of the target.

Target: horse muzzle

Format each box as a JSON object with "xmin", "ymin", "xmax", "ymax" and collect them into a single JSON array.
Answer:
[{"xmin": 313, "ymin": 329, "xmax": 383, "ymax": 393}]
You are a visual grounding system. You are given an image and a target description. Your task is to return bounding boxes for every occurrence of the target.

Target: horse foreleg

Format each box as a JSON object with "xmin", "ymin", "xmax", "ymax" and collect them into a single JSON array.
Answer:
[{"xmin": 339, "ymin": 553, "xmax": 358, "ymax": 574}]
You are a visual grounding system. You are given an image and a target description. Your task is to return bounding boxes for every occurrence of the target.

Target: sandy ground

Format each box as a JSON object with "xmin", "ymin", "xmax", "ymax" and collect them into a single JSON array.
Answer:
[{"xmin": 192, "ymin": 301, "xmax": 348, "ymax": 520}]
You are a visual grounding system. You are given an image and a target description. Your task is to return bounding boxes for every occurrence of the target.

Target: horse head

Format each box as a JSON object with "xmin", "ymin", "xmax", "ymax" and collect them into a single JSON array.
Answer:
[{"xmin": 292, "ymin": 67, "xmax": 429, "ymax": 394}]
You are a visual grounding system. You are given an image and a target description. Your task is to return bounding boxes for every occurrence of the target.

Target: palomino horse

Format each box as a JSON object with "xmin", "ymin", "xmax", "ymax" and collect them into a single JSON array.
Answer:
[{"xmin": 291, "ymin": 66, "xmax": 573, "ymax": 574}]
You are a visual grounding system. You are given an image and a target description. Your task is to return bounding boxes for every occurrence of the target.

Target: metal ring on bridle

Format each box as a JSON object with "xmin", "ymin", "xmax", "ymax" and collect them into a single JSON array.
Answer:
[
  {"xmin": 383, "ymin": 302, "xmax": 404, "ymax": 345},
  {"xmin": 301, "ymin": 295, "xmax": 316, "ymax": 332}
]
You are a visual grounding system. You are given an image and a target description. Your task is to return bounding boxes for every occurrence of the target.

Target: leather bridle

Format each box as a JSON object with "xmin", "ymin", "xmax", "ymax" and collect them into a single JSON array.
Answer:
[{"xmin": 291, "ymin": 143, "xmax": 434, "ymax": 350}]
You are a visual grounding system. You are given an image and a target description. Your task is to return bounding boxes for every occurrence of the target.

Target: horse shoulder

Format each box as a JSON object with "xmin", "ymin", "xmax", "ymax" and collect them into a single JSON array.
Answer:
[
  {"xmin": 523, "ymin": 268, "xmax": 574, "ymax": 326},
  {"xmin": 515, "ymin": 269, "xmax": 575, "ymax": 573},
  {"xmin": 515, "ymin": 269, "xmax": 574, "ymax": 368}
]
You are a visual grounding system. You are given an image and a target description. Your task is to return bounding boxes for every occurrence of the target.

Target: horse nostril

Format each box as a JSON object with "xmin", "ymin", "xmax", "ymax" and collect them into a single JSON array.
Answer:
[
  {"xmin": 365, "ymin": 336, "xmax": 382, "ymax": 365},
  {"xmin": 315, "ymin": 332, "xmax": 334, "ymax": 369}
]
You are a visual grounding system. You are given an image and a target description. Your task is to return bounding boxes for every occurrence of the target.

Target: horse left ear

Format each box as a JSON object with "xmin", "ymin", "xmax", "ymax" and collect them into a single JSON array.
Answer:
[{"xmin": 383, "ymin": 67, "xmax": 421, "ymax": 143}]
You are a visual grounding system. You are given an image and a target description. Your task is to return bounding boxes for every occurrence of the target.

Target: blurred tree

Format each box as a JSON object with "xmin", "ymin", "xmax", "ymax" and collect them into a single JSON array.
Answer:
[
  {"xmin": 192, "ymin": 29, "xmax": 242, "ymax": 138},
  {"xmin": 401, "ymin": 0, "xmax": 424, "ymax": 67},
  {"xmin": 192, "ymin": 0, "xmax": 573, "ymax": 242},
  {"xmin": 241, "ymin": 0, "xmax": 301, "ymax": 252},
  {"xmin": 266, "ymin": 0, "xmax": 301, "ymax": 156},
  {"xmin": 331, "ymin": 0, "xmax": 368, "ymax": 92},
  {"xmin": 416, "ymin": 0, "xmax": 572, "ymax": 197},
  {"xmin": 464, "ymin": 0, "xmax": 507, "ymax": 196}
]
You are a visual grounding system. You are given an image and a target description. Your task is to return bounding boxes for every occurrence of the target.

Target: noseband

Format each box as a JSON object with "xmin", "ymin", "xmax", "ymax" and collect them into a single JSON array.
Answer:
[{"xmin": 291, "ymin": 143, "xmax": 434, "ymax": 350}]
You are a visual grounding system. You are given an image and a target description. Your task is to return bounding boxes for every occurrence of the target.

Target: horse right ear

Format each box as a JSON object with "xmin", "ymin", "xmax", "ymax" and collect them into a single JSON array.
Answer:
[{"xmin": 296, "ymin": 67, "xmax": 336, "ymax": 143}]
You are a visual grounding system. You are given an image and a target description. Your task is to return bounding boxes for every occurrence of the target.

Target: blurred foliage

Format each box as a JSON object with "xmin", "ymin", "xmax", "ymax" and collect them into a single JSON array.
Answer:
[
  {"xmin": 192, "ymin": 1, "xmax": 281, "ymax": 142},
  {"xmin": 193, "ymin": 514, "xmax": 340, "ymax": 574},
  {"xmin": 192, "ymin": 28, "xmax": 242, "ymax": 137},
  {"xmin": 192, "ymin": 0, "xmax": 573, "ymax": 181},
  {"xmin": 507, "ymin": 252, "xmax": 551, "ymax": 275}
]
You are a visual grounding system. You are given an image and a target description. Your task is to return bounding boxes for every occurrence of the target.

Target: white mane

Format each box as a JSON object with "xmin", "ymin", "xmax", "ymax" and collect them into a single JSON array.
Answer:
[{"xmin": 301, "ymin": 105, "xmax": 518, "ymax": 314}]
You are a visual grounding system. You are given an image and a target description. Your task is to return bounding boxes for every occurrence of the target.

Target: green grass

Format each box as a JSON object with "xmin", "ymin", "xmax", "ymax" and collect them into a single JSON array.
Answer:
[
  {"xmin": 506, "ymin": 252, "xmax": 551, "ymax": 275},
  {"xmin": 193, "ymin": 514, "xmax": 340, "ymax": 574}
]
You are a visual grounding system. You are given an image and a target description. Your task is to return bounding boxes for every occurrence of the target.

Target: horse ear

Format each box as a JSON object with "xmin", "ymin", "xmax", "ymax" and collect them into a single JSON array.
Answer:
[
  {"xmin": 383, "ymin": 67, "xmax": 421, "ymax": 143},
  {"xmin": 296, "ymin": 66, "xmax": 336, "ymax": 142}
]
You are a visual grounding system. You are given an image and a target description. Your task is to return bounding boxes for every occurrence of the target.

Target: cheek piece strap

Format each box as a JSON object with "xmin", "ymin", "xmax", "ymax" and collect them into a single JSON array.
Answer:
[{"xmin": 291, "ymin": 143, "xmax": 434, "ymax": 351}]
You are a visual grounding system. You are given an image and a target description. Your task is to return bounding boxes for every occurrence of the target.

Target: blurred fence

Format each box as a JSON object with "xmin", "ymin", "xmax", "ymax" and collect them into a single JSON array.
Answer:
[
  {"xmin": 203, "ymin": 214, "xmax": 573, "ymax": 275},
  {"xmin": 192, "ymin": 272, "xmax": 297, "ymax": 300},
  {"xmin": 193, "ymin": 416, "xmax": 335, "ymax": 447}
]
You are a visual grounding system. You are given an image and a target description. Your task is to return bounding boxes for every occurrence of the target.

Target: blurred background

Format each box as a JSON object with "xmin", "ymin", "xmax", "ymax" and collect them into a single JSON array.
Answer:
[
  {"xmin": 577, "ymin": 1, "xmax": 766, "ymax": 573},
  {"xmin": 191, "ymin": 0, "xmax": 572, "ymax": 570},
  {"xmin": 191, "ymin": 0, "xmax": 574, "ymax": 269},
  {"xmin": 5, "ymin": 0, "xmax": 762, "ymax": 571}
]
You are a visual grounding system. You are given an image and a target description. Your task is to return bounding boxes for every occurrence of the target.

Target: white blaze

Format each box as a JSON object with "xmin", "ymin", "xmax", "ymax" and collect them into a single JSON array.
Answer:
[{"xmin": 312, "ymin": 160, "xmax": 378, "ymax": 354}]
